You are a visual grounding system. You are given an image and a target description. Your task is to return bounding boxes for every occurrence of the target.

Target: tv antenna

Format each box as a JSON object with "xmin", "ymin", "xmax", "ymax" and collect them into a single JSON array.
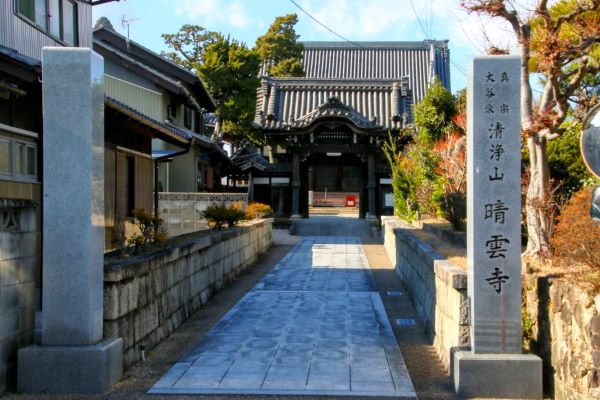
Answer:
[{"xmin": 120, "ymin": 15, "xmax": 139, "ymax": 48}]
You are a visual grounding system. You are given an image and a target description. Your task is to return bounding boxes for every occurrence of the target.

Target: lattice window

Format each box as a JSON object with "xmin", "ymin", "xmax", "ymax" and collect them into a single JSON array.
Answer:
[
  {"xmin": 315, "ymin": 131, "xmax": 351, "ymax": 144},
  {"xmin": 0, "ymin": 210, "xmax": 19, "ymax": 232}
]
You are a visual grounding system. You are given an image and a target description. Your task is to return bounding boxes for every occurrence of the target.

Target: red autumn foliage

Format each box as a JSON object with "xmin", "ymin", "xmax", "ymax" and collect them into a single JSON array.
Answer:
[{"xmin": 551, "ymin": 186, "xmax": 600, "ymax": 269}]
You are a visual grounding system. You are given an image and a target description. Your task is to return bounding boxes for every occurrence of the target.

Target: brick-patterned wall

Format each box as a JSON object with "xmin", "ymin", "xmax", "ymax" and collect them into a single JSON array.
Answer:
[{"xmin": 103, "ymin": 219, "xmax": 272, "ymax": 368}]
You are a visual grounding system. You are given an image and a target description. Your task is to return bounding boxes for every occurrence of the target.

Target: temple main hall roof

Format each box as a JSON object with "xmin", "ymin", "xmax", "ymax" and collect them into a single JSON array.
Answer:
[{"xmin": 254, "ymin": 40, "xmax": 451, "ymax": 133}]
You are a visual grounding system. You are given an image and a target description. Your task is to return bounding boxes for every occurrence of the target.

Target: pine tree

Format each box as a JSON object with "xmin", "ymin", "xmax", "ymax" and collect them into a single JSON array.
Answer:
[
  {"xmin": 255, "ymin": 14, "xmax": 305, "ymax": 77},
  {"xmin": 162, "ymin": 26, "xmax": 261, "ymax": 141}
]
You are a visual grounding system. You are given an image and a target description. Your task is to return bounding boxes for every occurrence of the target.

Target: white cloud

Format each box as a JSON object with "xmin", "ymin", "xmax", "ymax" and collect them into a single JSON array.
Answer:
[
  {"xmin": 167, "ymin": 0, "xmax": 251, "ymax": 29},
  {"xmin": 298, "ymin": 0, "xmax": 519, "ymax": 53},
  {"xmin": 299, "ymin": 0, "xmax": 412, "ymax": 39}
]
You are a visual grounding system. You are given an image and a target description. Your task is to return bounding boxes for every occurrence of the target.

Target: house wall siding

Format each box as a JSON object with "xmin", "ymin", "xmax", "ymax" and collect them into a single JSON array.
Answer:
[
  {"xmin": 166, "ymin": 149, "xmax": 195, "ymax": 193},
  {"xmin": 105, "ymin": 60, "xmax": 162, "ymax": 93},
  {"xmin": 0, "ymin": 1, "xmax": 92, "ymax": 61},
  {"xmin": 104, "ymin": 75, "xmax": 163, "ymax": 121}
]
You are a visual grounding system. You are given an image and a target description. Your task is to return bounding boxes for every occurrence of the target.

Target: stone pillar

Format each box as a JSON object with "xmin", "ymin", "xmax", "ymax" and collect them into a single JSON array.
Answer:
[
  {"xmin": 18, "ymin": 48, "xmax": 123, "ymax": 394},
  {"xmin": 291, "ymin": 152, "xmax": 301, "ymax": 218},
  {"xmin": 451, "ymin": 55, "xmax": 541, "ymax": 399},
  {"xmin": 267, "ymin": 83, "xmax": 278, "ymax": 120},
  {"xmin": 248, "ymin": 170, "xmax": 254, "ymax": 202},
  {"xmin": 366, "ymin": 153, "xmax": 377, "ymax": 219},
  {"xmin": 308, "ymin": 166, "xmax": 315, "ymax": 207},
  {"xmin": 391, "ymin": 82, "xmax": 400, "ymax": 117},
  {"xmin": 259, "ymin": 78, "xmax": 269, "ymax": 120}
]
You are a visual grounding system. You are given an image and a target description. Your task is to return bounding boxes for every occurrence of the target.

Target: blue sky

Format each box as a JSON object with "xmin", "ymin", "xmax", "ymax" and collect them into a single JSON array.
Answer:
[{"xmin": 93, "ymin": 0, "xmax": 517, "ymax": 92}]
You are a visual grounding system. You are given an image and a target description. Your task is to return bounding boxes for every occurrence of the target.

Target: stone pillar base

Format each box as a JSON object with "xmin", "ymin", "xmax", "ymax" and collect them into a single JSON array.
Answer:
[
  {"xmin": 290, "ymin": 214, "xmax": 303, "ymax": 220},
  {"xmin": 366, "ymin": 214, "xmax": 378, "ymax": 220},
  {"xmin": 18, "ymin": 338, "xmax": 123, "ymax": 394},
  {"xmin": 452, "ymin": 349, "xmax": 543, "ymax": 399}
]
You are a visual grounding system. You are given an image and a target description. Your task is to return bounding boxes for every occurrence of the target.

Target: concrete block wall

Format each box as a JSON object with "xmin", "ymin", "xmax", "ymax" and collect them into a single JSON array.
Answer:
[
  {"xmin": 103, "ymin": 219, "xmax": 272, "ymax": 368},
  {"xmin": 158, "ymin": 192, "xmax": 248, "ymax": 237},
  {"xmin": 382, "ymin": 217, "xmax": 469, "ymax": 369},
  {"xmin": 0, "ymin": 206, "xmax": 37, "ymax": 393}
]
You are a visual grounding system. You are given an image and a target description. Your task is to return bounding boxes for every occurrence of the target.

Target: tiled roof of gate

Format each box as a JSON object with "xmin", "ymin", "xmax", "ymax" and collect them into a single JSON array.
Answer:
[
  {"xmin": 258, "ymin": 80, "xmax": 404, "ymax": 131},
  {"xmin": 302, "ymin": 41, "xmax": 450, "ymax": 97},
  {"xmin": 254, "ymin": 40, "xmax": 451, "ymax": 132}
]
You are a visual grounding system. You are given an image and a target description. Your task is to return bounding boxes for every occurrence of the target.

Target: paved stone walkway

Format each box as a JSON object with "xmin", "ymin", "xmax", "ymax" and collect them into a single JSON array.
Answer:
[{"xmin": 149, "ymin": 236, "xmax": 416, "ymax": 397}]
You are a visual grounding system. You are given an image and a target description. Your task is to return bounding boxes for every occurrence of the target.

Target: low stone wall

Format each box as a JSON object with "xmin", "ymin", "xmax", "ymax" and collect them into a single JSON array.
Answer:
[
  {"xmin": 103, "ymin": 218, "xmax": 272, "ymax": 368},
  {"xmin": 159, "ymin": 192, "xmax": 248, "ymax": 237},
  {"xmin": 524, "ymin": 276, "xmax": 600, "ymax": 400},
  {"xmin": 382, "ymin": 217, "xmax": 469, "ymax": 369},
  {"xmin": 384, "ymin": 216, "xmax": 600, "ymax": 398}
]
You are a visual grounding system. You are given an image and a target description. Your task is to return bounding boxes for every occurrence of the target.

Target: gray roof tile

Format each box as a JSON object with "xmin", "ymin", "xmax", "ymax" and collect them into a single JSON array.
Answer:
[{"xmin": 255, "ymin": 40, "xmax": 450, "ymax": 132}]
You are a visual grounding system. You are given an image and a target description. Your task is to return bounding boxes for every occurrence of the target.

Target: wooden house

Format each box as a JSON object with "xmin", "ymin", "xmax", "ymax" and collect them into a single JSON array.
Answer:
[
  {"xmin": 0, "ymin": 0, "xmax": 120, "ymax": 393},
  {"xmin": 92, "ymin": 18, "xmax": 221, "ymax": 246}
]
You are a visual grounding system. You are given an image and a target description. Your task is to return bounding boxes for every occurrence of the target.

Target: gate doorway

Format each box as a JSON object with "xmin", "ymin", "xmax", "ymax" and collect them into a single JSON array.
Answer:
[{"xmin": 305, "ymin": 153, "xmax": 366, "ymax": 219}]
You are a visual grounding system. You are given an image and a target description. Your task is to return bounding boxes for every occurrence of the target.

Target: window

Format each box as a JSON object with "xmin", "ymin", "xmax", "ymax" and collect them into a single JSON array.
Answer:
[
  {"xmin": 0, "ymin": 139, "xmax": 10, "ymax": 175},
  {"xmin": 0, "ymin": 134, "xmax": 37, "ymax": 181},
  {"xmin": 194, "ymin": 111, "xmax": 201, "ymax": 134},
  {"xmin": 48, "ymin": 0, "xmax": 60, "ymax": 37},
  {"xmin": 62, "ymin": 0, "xmax": 77, "ymax": 45},
  {"xmin": 184, "ymin": 105, "xmax": 193, "ymax": 130},
  {"xmin": 196, "ymin": 158, "xmax": 205, "ymax": 191},
  {"xmin": 15, "ymin": 0, "xmax": 79, "ymax": 46}
]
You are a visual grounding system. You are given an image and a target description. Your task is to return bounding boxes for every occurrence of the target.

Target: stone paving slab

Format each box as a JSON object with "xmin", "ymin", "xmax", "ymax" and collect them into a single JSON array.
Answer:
[{"xmin": 149, "ymin": 236, "xmax": 416, "ymax": 397}]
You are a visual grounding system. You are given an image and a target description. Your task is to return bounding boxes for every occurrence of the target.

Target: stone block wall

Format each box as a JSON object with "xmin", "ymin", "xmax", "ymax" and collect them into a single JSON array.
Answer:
[
  {"xmin": 0, "ymin": 202, "xmax": 38, "ymax": 393},
  {"xmin": 159, "ymin": 192, "xmax": 248, "ymax": 237},
  {"xmin": 103, "ymin": 219, "xmax": 272, "ymax": 368},
  {"xmin": 384, "ymin": 216, "xmax": 600, "ymax": 398},
  {"xmin": 525, "ymin": 276, "xmax": 600, "ymax": 400},
  {"xmin": 382, "ymin": 217, "xmax": 469, "ymax": 369}
]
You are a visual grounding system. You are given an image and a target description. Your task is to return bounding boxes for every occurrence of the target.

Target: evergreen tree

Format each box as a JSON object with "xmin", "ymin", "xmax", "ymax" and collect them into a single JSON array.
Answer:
[
  {"xmin": 412, "ymin": 79, "xmax": 457, "ymax": 143},
  {"xmin": 255, "ymin": 14, "xmax": 304, "ymax": 77},
  {"xmin": 162, "ymin": 26, "xmax": 261, "ymax": 141}
]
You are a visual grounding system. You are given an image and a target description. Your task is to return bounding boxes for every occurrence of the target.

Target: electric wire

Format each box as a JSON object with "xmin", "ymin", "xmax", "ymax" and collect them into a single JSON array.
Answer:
[
  {"xmin": 409, "ymin": 0, "xmax": 430, "ymax": 39},
  {"xmin": 287, "ymin": 0, "xmax": 365, "ymax": 48}
]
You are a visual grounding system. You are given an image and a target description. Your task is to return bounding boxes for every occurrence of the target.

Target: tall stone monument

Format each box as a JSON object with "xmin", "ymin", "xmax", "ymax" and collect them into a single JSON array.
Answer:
[
  {"xmin": 17, "ymin": 48, "xmax": 123, "ymax": 393},
  {"xmin": 451, "ymin": 56, "xmax": 542, "ymax": 398}
]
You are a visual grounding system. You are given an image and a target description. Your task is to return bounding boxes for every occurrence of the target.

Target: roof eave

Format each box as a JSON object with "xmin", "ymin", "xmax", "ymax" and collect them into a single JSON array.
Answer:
[
  {"xmin": 94, "ymin": 28, "xmax": 217, "ymax": 110},
  {"xmin": 93, "ymin": 39, "xmax": 183, "ymax": 95},
  {"xmin": 105, "ymin": 98, "xmax": 190, "ymax": 147}
]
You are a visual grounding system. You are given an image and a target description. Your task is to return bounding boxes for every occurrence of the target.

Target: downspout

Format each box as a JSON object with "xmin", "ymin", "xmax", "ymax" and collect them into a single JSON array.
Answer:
[{"xmin": 154, "ymin": 139, "xmax": 193, "ymax": 218}]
